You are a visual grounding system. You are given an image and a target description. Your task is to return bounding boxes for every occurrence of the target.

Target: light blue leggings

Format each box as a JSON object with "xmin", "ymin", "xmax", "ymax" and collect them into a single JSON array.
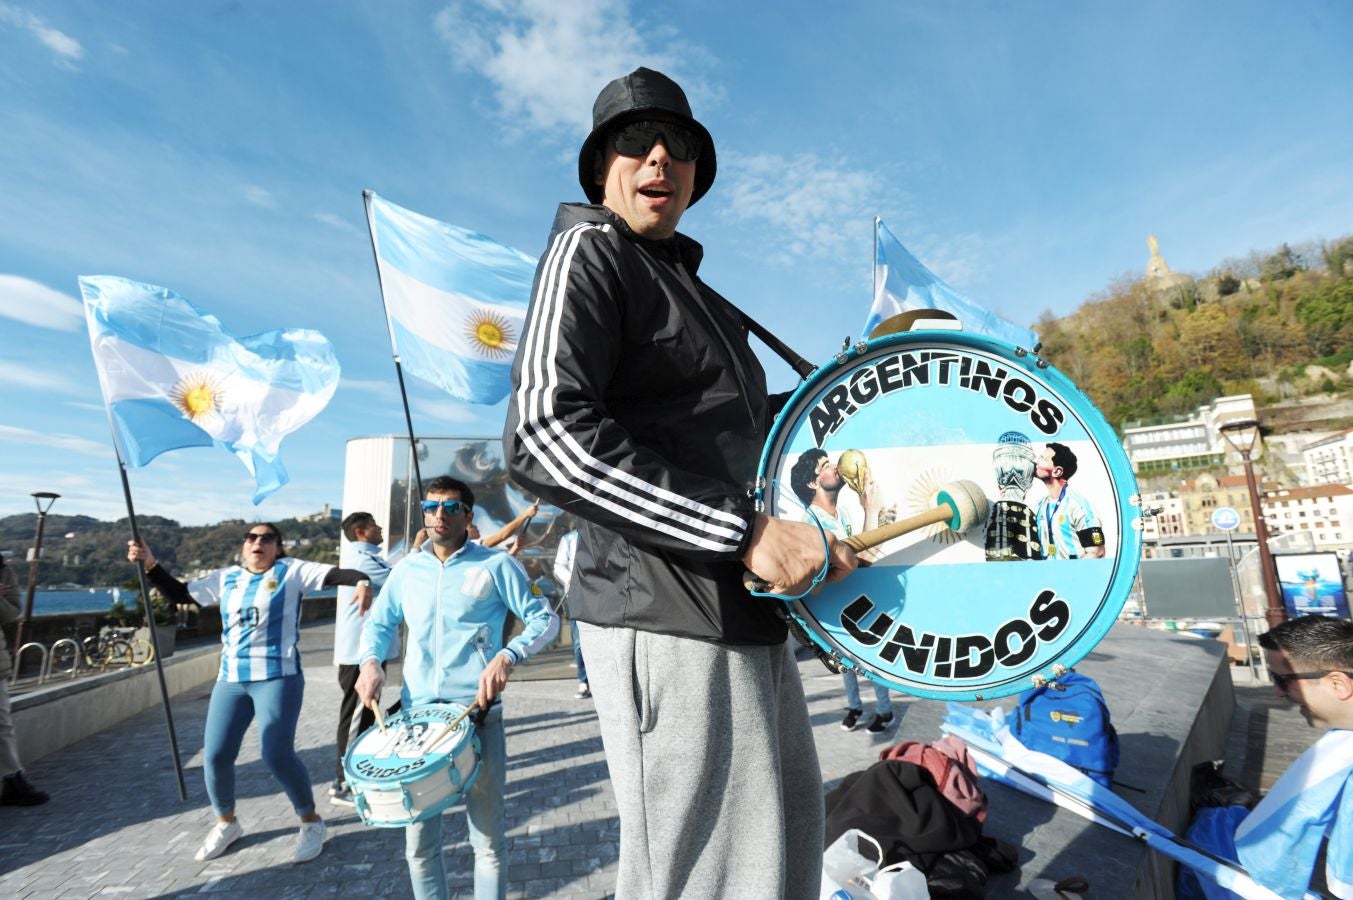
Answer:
[{"xmin": 202, "ymin": 673, "xmax": 315, "ymax": 817}]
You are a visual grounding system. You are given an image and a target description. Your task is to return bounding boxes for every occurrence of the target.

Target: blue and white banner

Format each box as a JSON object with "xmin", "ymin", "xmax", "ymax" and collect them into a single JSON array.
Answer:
[
  {"xmin": 80, "ymin": 276, "xmax": 339, "ymax": 503},
  {"xmin": 364, "ymin": 191, "xmax": 533, "ymax": 405},
  {"xmin": 867, "ymin": 218, "xmax": 1038, "ymax": 350}
]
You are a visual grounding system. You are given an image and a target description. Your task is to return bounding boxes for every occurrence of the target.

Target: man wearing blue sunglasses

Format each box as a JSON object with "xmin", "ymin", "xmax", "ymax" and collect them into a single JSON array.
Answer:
[{"xmin": 355, "ymin": 476, "xmax": 558, "ymax": 900}]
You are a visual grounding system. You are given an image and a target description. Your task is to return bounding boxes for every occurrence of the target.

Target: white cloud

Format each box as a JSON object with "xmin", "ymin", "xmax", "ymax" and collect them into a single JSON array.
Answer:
[
  {"xmin": 0, "ymin": 424, "xmax": 107, "ymax": 456},
  {"xmin": 244, "ymin": 185, "xmax": 275, "ymax": 208},
  {"xmin": 717, "ymin": 152, "xmax": 895, "ymax": 264},
  {"xmin": 312, "ymin": 211, "xmax": 363, "ymax": 236},
  {"xmin": 433, "ymin": 0, "xmax": 705, "ymax": 138},
  {"xmin": 0, "ymin": 274, "xmax": 83, "ymax": 331},
  {"xmin": 0, "ymin": 359, "xmax": 84, "ymax": 394},
  {"xmin": 0, "ymin": 3, "xmax": 84, "ymax": 68},
  {"xmin": 340, "ymin": 378, "xmax": 396, "ymax": 398}
]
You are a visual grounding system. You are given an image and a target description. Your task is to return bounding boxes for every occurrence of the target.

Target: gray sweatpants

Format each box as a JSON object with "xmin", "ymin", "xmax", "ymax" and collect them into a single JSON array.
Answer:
[{"xmin": 578, "ymin": 623, "xmax": 823, "ymax": 900}]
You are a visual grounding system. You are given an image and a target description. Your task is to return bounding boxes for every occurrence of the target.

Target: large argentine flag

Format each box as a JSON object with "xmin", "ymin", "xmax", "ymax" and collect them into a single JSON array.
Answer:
[
  {"xmin": 364, "ymin": 191, "xmax": 533, "ymax": 405},
  {"xmin": 80, "ymin": 276, "xmax": 340, "ymax": 503},
  {"xmin": 866, "ymin": 218, "xmax": 1037, "ymax": 350}
]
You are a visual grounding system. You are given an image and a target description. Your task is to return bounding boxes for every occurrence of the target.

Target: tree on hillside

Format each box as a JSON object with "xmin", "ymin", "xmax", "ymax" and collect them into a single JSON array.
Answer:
[
  {"xmin": 1176, "ymin": 304, "xmax": 1248, "ymax": 380},
  {"xmin": 1296, "ymin": 279, "xmax": 1353, "ymax": 357}
]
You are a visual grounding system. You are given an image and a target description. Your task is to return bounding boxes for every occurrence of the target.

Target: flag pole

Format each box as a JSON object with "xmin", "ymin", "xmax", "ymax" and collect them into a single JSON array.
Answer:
[
  {"xmin": 107, "ymin": 438, "xmax": 189, "ymax": 801},
  {"xmin": 872, "ymin": 215, "xmax": 880, "ymax": 325},
  {"xmin": 362, "ymin": 189, "xmax": 425, "ymax": 500}
]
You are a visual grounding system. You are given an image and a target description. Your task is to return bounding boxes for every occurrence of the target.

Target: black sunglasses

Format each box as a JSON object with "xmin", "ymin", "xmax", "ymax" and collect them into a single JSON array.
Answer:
[
  {"xmin": 242, "ymin": 532, "xmax": 278, "ymax": 544},
  {"xmin": 611, "ymin": 120, "xmax": 703, "ymax": 162},
  {"xmin": 421, "ymin": 500, "xmax": 467, "ymax": 517},
  {"xmin": 1270, "ymin": 669, "xmax": 1353, "ymax": 688}
]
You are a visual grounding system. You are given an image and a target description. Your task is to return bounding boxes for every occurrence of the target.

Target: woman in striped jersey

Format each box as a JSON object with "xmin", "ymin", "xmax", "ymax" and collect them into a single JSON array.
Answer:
[{"xmin": 129, "ymin": 524, "xmax": 372, "ymax": 865}]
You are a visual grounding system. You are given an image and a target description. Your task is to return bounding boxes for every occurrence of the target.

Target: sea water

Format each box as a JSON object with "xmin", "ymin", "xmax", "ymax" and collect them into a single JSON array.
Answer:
[{"xmin": 25, "ymin": 588, "xmax": 124, "ymax": 616}]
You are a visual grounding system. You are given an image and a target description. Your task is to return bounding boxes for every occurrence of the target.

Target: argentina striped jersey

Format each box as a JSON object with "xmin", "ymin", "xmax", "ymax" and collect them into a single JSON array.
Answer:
[{"xmin": 190, "ymin": 558, "xmax": 332, "ymax": 682}]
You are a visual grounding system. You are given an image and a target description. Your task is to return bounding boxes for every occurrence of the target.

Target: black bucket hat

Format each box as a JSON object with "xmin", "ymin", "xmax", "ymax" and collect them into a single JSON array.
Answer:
[{"xmin": 578, "ymin": 67, "xmax": 716, "ymax": 207}]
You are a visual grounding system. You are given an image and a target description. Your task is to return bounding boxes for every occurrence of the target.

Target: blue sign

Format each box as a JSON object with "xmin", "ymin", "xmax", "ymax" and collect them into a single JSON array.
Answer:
[{"xmin": 1211, "ymin": 507, "xmax": 1241, "ymax": 532}]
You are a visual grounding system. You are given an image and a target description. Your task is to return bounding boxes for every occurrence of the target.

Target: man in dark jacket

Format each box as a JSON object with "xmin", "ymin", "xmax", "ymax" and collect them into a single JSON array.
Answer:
[{"xmin": 504, "ymin": 67, "xmax": 855, "ymax": 898}]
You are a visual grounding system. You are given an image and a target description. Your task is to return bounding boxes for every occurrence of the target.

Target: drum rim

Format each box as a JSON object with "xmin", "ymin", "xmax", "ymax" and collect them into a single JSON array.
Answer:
[{"xmin": 755, "ymin": 328, "xmax": 1142, "ymax": 700}]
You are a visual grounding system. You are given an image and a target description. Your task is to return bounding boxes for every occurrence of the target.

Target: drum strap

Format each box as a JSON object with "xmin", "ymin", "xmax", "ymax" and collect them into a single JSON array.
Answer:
[
  {"xmin": 671, "ymin": 261, "xmax": 814, "ymax": 379},
  {"xmin": 736, "ymin": 309, "xmax": 816, "ymax": 380}
]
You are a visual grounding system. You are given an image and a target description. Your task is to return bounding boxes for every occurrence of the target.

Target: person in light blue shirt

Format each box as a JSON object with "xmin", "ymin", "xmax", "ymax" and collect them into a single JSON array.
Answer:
[
  {"xmin": 356, "ymin": 476, "xmax": 559, "ymax": 900},
  {"xmin": 790, "ymin": 449, "xmax": 894, "ymax": 734},
  {"xmin": 329, "ymin": 511, "xmax": 398, "ymax": 807}
]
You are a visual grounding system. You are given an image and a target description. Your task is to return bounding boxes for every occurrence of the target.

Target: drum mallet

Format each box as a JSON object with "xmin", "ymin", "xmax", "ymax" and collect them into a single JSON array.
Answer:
[
  {"xmin": 744, "ymin": 480, "xmax": 989, "ymax": 592},
  {"xmin": 842, "ymin": 479, "xmax": 989, "ymax": 553}
]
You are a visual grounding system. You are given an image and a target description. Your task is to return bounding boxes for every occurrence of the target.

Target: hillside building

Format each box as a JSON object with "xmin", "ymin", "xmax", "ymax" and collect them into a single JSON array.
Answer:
[
  {"xmin": 1303, "ymin": 427, "xmax": 1353, "ymax": 486},
  {"xmin": 1262, "ymin": 483, "xmax": 1353, "ymax": 552},
  {"xmin": 1123, "ymin": 394, "xmax": 1261, "ymax": 476}
]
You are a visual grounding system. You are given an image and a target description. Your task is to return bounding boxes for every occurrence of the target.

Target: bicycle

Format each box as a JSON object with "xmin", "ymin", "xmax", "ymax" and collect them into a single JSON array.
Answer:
[{"xmin": 49, "ymin": 627, "xmax": 154, "ymax": 674}]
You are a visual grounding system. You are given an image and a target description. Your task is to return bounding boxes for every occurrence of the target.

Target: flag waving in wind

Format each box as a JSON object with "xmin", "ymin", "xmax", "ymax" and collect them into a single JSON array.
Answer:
[
  {"xmin": 867, "ymin": 218, "xmax": 1037, "ymax": 349},
  {"xmin": 80, "ymin": 276, "xmax": 340, "ymax": 503},
  {"xmin": 364, "ymin": 191, "xmax": 534, "ymax": 405}
]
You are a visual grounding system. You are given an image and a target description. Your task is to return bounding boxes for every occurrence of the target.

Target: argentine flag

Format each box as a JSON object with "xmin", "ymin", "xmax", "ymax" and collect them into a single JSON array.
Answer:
[
  {"xmin": 80, "ymin": 276, "xmax": 340, "ymax": 503},
  {"xmin": 866, "ymin": 218, "xmax": 1037, "ymax": 350},
  {"xmin": 364, "ymin": 191, "xmax": 533, "ymax": 405}
]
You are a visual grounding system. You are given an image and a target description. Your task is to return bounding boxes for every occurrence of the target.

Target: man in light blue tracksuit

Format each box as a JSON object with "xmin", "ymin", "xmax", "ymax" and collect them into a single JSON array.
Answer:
[{"xmin": 356, "ymin": 475, "xmax": 558, "ymax": 900}]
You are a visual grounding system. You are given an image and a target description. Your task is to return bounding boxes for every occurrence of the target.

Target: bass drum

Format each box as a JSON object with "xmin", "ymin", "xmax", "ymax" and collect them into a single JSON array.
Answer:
[{"xmin": 754, "ymin": 327, "xmax": 1142, "ymax": 701}]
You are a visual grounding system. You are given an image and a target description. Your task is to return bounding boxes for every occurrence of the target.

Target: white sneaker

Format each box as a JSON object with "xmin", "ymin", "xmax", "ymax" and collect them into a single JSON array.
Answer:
[
  {"xmin": 574, "ymin": 683, "xmax": 591, "ymax": 699},
  {"xmin": 292, "ymin": 819, "xmax": 326, "ymax": 864},
  {"xmin": 194, "ymin": 819, "xmax": 243, "ymax": 862}
]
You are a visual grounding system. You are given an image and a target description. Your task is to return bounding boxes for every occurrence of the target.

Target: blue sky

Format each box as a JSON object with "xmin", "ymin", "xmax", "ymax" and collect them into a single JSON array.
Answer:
[{"xmin": 1, "ymin": 0, "xmax": 1350, "ymax": 525}]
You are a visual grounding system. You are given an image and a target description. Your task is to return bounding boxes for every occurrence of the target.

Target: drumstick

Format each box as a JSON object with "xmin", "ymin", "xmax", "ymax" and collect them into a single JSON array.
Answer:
[
  {"xmin": 368, "ymin": 699, "xmax": 386, "ymax": 734},
  {"xmin": 423, "ymin": 703, "xmax": 482, "ymax": 753},
  {"xmin": 743, "ymin": 480, "xmax": 989, "ymax": 592}
]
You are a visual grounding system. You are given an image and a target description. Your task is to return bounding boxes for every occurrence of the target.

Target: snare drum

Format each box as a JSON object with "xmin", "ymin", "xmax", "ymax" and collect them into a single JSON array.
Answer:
[
  {"xmin": 343, "ymin": 702, "xmax": 481, "ymax": 827},
  {"xmin": 754, "ymin": 327, "xmax": 1143, "ymax": 701}
]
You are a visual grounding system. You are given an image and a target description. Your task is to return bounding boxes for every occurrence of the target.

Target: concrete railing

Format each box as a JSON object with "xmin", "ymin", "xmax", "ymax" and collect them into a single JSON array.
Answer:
[{"xmin": 9, "ymin": 594, "xmax": 336, "ymax": 766}]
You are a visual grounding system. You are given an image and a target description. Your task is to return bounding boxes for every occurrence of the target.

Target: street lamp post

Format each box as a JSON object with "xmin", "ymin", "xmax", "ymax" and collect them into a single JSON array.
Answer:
[
  {"xmin": 1218, "ymin": 419, "xmax": 1284, "ymax": 629},
  {"xmin": 13, "ymin": 492, "xmax": 61, "ymax": 654}
]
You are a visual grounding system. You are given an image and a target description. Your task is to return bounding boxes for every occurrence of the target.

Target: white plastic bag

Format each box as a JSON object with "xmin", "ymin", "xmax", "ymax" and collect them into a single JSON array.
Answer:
[{"xmin": 820, "ymin": 829, "xmax": 930, "ymax": 899}]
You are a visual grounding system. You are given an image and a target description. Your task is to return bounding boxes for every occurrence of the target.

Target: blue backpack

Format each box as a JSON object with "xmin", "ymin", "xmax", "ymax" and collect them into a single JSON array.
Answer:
[{"xmin": 1013, "ymin": 670, "xmax": 1120, "ymax": 788}]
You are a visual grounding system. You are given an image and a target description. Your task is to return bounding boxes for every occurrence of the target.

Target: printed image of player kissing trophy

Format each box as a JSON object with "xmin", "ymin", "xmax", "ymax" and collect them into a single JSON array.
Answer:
[{"xmin": 985, "ymin": 431, "xmax": 1043, "ymax": 561}]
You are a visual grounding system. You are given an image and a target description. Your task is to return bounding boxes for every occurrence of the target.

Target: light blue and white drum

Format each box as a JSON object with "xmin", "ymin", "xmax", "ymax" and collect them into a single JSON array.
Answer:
[
  {"xmin": 754, "ymin": 326, "xmax": 1143, "ymax": 701},
  {"xmin": 343, "ymin": 702, "xmax": 481, "ymax": 827}
]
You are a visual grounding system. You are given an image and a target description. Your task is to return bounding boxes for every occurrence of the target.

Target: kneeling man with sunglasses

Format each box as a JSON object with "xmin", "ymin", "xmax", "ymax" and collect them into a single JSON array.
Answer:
[{"xmin": 355, "ymin": 476, "xmax": 558, "ymax": 900}]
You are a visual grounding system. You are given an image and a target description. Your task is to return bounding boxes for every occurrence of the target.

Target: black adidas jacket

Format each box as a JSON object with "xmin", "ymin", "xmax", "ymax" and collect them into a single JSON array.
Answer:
[{"xmin": 504, "ymin": 203, "xmax": 788, "ymax": 646}]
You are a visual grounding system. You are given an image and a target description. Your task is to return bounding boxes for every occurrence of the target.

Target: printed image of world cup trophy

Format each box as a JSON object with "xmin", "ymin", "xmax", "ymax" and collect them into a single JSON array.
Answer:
[{"xmin": 985, "ymin": 431, "xmax": 1044, "ymax": 561}]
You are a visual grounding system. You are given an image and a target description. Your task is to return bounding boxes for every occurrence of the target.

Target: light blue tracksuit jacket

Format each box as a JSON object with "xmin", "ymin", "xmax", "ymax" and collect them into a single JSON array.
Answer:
[{"xmin": 358, "ymin": 540, "xmax": 559, "ymax": 708}]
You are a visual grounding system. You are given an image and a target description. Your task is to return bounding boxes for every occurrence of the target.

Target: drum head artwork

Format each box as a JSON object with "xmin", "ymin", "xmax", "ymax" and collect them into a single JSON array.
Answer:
[{"xmin": 756, "ymin": 330, "xmax": 1142, "ymax": 700}]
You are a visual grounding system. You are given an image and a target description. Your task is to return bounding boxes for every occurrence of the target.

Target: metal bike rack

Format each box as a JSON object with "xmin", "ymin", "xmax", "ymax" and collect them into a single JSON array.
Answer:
[
  {"xmin": 45, "ymin": 638, "xmax": 80, "ymax": 683},
  {"xmin": 10, "ymin": 642, "xmax": 49, "ymax": 686}
]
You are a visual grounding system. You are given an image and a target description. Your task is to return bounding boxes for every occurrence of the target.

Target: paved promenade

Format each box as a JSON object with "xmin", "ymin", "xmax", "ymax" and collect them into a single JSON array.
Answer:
[{"xmin": 0, "ymin": 623, "xmax": 1316, "ymax": 899}]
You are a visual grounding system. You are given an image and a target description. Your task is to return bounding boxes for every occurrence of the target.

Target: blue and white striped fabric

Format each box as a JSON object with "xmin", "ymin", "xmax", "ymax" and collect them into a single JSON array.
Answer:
[
  {"xmin": 1236, "ymin": 729, "xmax": 1353, "ymax": 898},
  {"xmin": 190, "ymin": 559, "xmax": 332, "ymax": 682},
  {"xmin": 866, "ymin": 218, "xmax": 1037, "ymax": 349},
  {"xmin": 80, "ymin": 275, "xmax": 339, "ymax": 503},
  {"xmin": 364, "ymin": 191, "xmax": 533, "ymax": 405}
]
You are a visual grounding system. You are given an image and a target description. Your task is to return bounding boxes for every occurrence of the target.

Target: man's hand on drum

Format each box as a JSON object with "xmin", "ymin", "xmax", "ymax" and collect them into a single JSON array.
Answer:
[
  {"xmin": 476, "ymin": 653, "xmax": 514, "ymax": 710},
  {"xmin": 355, "ymin": 659, "xmax": 384, "ymax": 708},
  {"xmin": 126, "ymin": 538, "xmax": 157, "ymax": 570},
  {"xmin": 742, "ymin": 513, "xmax": 857, "ymax": 596}
]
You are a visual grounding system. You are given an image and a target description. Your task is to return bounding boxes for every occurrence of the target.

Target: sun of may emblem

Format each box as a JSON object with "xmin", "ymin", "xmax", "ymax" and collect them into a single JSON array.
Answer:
[
  {"xmin": 170, "ymin": 372, "xmax": 223, "ymax": 423},
  {"xmin": 464, "ymin": 311, "xmax": 515, "ymax": 358}
]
